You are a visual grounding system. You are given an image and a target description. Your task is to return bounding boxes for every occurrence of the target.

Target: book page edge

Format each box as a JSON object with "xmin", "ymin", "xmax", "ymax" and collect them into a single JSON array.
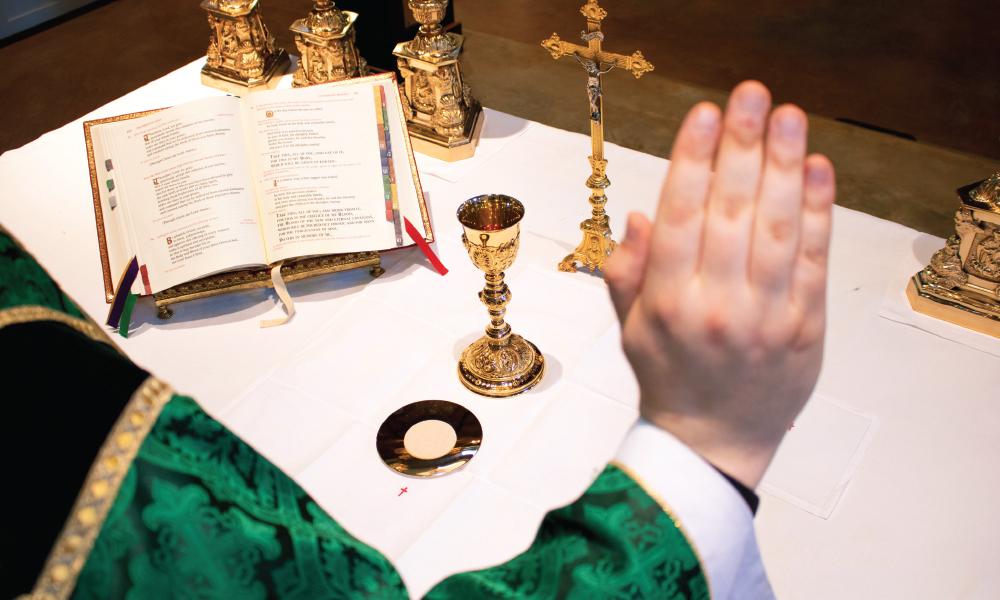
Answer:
[{"xmin": 83, "ymin": 108, "xmax": 166, "ymax": 302}]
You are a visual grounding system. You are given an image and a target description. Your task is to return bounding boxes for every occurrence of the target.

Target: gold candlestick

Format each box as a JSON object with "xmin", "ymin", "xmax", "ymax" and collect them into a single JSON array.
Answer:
[
  {"xmin": 393, "ymin": 0, "xmax": 483, "ymax": 162},
  {"xmin": 457, "ymin": 195, "xmax": 545, "ymax": 397},
  {"xmin": 907, "ymin": 173, "xmax": 1000, "ymax": 338},
  {"xmin": 201, "ymin": 0, "xmax": 289, "ymax": 94},
  {"xmin": 290, "ymin": 0, "xmax": 368, "ymax": 87},
  {"xmin": 542, "ymin": 0, "xmax": 654, "ymax": 273}
]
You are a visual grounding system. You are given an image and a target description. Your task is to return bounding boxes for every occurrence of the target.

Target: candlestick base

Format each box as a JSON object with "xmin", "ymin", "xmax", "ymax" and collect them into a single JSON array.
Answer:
[{"xmin": 558, "ymin": 217, "xmax": 617, "ymax": 273}]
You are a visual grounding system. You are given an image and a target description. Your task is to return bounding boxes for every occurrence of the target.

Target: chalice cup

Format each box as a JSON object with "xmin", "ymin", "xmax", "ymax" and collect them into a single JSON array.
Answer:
[{"xmin": 457, "ymin": 194, "xmax": 545, "ymax": 397}]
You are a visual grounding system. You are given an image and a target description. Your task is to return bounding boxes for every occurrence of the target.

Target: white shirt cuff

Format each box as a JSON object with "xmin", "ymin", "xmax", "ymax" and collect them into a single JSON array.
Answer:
[{"xmin": 613, "ymin": 419, "xmax": 774, "ymax": 600}]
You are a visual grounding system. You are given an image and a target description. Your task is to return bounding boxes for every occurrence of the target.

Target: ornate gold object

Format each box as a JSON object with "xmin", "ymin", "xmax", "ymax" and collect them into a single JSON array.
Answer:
[
  {"xmin": 393, "ymin": 0, "xmax": 483, "ymax": 162},
  {"xmin": 970, "ymin": 171, "xmax": 1000, "ymax": 211},
  {"xmin": 542, "ymin": 0, "xmax": 654, "ymax": 273},
  {"xmin": 290, "ymin": 0, "xmax": 368, "ymax": 87},
  {"xmin": 376, "ymin": 400, "xmax": 482, "ymax": 478},
  {"xmin": 153, "ymin": 252, "xmax": 383, "ymax": 319},
  {"xmin": 457, "ymin": 195, "xmax": 545, "ymax": 397},
  {"xmin": 201, "ymin": 0, "xmax": 289, "ymax": 94},
  {"xmin": 907, "ymin": 174, "xmax": 1000, "ymax": 338}
]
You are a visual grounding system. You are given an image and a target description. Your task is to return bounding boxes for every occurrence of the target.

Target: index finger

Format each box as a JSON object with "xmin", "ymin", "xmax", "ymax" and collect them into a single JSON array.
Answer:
[{"xmin": 646, "ymin": 102, "xmax": 721, "ymax": 289}]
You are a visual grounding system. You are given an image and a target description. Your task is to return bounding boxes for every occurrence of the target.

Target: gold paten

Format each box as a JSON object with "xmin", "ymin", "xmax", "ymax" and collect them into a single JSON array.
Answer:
[
  {"xmin": 153, "ymin": 252, "xmax": 384, "ymax": 319},
  {"xmin": 290, "ymin": 0, "xmax": 368, "ymax": 87},
  {"xmin": 29, "ymin": 377, "xmax": 174, "ymax": 600},
  {"xmin": 393, "ymin": 0, "xmax": 483, "ymax": 162},
  {"xmin": 907, "ymin": 174, "xmax": 1000, "ymax": 338},
  {"xmin": 457, "ymin": 195, "xmax": 545, "ymax": 397},
  {"xmin": 376, "ymin": 400, "xmax": 482, "ymax": 478},
  {"xmin": 542, "ymin": 0, "xmax": 654, "ymax": 273},
  {"xmin": 201, "ymin": 0, "xmax": 289, "ymax": 94}
]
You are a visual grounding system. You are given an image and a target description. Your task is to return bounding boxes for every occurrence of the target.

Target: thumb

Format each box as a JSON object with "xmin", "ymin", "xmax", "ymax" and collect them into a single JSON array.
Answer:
[{"xmin": 605, "ymin": 212, "xmax": 652, "ymax": 324}]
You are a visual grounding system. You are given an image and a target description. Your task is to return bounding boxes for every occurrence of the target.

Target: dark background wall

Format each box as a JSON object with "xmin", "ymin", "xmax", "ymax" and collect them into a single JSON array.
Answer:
[
  {"xmin": 0, "ymin": 0, "xmax": 997, "ymax": 160},
  {"xmin": 461, "ymin": 0, "xmax": 999, "ymax": 160}
]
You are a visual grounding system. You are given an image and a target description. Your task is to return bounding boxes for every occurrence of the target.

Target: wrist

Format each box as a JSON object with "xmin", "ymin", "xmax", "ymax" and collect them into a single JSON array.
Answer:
[{"xmin": 641, "ymin": 408, "xmax": 782, "ymax": 489}]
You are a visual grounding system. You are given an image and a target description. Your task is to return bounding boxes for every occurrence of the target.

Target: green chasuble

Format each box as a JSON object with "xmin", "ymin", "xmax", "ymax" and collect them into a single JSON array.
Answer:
[{"xmin": 0, "ymin": 230, "xmax": 706, "ymax": 599}]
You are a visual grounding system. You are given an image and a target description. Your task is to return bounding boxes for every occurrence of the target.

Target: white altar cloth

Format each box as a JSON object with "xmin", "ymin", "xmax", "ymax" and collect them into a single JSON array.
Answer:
[{"xmin": 2, "ymin": 60, "xmax": 999, "ymax": 599}]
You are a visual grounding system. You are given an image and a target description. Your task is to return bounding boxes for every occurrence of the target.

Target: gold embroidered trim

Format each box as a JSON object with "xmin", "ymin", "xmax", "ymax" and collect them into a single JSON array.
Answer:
[
  {"xmin": 610, "ymin": 460, "xmax": 714, "ymax": 599},
  {"xmin": 0, "ymin": 305, "xmax": 115, "ymax": 347},
  {"xmin": 28, "ymin": 377, "xmax": 173, "ymax": 600}
]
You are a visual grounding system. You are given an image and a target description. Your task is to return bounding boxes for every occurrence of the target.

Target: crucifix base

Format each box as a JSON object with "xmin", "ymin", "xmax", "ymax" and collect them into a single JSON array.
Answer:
[{"xmin": 558, "ymin": 217, "xmax": 617, "ymax": 273}]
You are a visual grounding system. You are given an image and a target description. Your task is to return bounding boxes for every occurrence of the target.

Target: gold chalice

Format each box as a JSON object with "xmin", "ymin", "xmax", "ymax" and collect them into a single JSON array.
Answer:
[{"xmin": 457, "ymin": 195, "xmax": 545, "ymax": 397}]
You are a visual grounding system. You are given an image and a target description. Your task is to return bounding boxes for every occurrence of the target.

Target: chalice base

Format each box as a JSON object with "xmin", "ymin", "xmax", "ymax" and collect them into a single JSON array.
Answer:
[
  {"xmin": 458, "ymin": 334, "xmax": 545, "ymax": 397},
  {"xmin": 558, "ymin": 217, "xmax": 617, "ymax": 273}
]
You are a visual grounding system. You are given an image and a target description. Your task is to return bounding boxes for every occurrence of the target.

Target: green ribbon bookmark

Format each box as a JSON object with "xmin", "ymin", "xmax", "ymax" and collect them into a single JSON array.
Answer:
[{"xmin": 118, "ymin": 293, "xmax": 138, "ymax": 338}]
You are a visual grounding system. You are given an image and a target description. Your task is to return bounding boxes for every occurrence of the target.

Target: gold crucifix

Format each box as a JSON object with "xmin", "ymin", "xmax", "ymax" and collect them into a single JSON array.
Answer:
[{"xmin": 542, "ymin": 0, "xmax": 653, "ymax": 273}]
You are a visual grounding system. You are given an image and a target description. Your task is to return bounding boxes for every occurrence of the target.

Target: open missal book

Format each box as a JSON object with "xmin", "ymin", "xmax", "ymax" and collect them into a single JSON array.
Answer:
[{"xmin": 85, "ymin": 73, "xmax": 430, "ymax": 302}]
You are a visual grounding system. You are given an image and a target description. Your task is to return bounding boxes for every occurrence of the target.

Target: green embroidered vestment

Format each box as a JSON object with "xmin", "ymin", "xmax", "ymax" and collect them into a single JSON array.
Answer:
[{"xmin": 0, "ymin": 230, "xmax": 707, "ymax": 599}]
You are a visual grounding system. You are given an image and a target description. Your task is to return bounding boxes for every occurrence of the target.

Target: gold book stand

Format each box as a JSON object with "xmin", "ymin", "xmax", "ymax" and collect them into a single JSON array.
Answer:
[{"xmin": 153, "ymin": 253, "xmax": 383, "ymax": 319}]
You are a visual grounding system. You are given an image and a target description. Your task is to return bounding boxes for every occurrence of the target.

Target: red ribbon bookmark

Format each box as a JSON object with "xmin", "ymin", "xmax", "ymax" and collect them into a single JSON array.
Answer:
[{"xmin": 404, "ymin": 217, "xmax": 448, "ymax": 276}]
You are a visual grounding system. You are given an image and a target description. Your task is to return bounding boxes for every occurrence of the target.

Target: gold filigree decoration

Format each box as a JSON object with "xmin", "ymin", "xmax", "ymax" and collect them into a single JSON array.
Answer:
[
  {"xmin": 463, "ymin": 334, "xmax": 537, "ymax": 377},
  {"xmin": 203, "ymin": 0, "xmax": 280, "ymax": 81},
  {"xmin": 627, "ymin": 50, "xmax": 654, "ymax": 78},
  {"xmin": 394, "ymin": 0, "xmax": 483, "ymax": 160},
  {"xmin": 153, "ymin": 251, "xmax": 383, "ymax": 316},
  {"xmin": 462, "ymin": 233, "xmax": 520, "ymax": 274},
  {"xmin": 969, "ymin": 229, "xmax": 1000, "ymax": 282},
  {"xmin": 580, "ymin": 0, "xmax": 608, "ymax": 22},
  {"xmin": 290, "ymin": 1, "xmax": 368, "ymax": 87},
  {"xmin": 970, "ymin": 172, "xmax": 1000, "ymax": 212},
  {"xmin": 923, "ymin": 235, "xmax": 968, "ymax": 289},
  {"xmin": 541, "ymin": 33, "xmax": 570, "ymax": 59},
  {"xmin": 28, "ymin": 377, "xmax": 174, "ymax": 600}
]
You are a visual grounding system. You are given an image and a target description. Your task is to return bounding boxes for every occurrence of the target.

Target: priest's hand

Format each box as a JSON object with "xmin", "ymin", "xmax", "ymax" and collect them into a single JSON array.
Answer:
[{"xmin": 604, "ymin": 81, "xmax": 835, "ymax": 489}]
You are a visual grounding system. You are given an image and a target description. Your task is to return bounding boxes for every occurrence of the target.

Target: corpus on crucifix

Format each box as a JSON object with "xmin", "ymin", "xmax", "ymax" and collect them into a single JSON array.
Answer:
[{"xmin": 542, "ymin": 0, "xmax": 654, "ymax": 273}]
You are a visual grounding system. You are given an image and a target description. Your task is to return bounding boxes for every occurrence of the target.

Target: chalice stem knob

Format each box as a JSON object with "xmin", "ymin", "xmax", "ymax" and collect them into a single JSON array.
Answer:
[{"xmin": 482, "ymin": 272, "xmax": 511, "ymax": 343}]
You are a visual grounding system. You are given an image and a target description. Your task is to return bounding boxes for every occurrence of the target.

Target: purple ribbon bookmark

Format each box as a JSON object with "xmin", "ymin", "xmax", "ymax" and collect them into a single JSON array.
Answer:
[{"xmin": 107, "ymin": 257, "xmax": 139, "ymax": 331}]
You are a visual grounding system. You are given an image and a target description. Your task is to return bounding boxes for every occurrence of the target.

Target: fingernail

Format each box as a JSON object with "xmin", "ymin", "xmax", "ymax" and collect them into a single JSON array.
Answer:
[
  {"xmin": 738, "ymin": 89, "xmax": 768, "ymax": 112},
  {"xmin": 694, "ymin": 104, "xmax": 718, "ymax": 129},
  {"xmin": 808, "ymin": 163, "xmax": 830, "ymax": 186},
  {"xmin": 778, "ymin": 112, "xmax": 803, "ymax": 137}
]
